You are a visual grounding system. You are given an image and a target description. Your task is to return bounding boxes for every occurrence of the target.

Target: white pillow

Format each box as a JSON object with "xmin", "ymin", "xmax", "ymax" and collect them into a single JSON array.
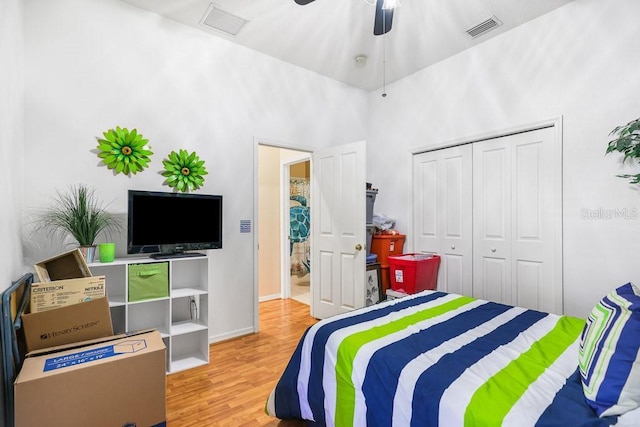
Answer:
[{"xmin": 579, "ymin": 282, "xmax": 640, "ymax": 417}]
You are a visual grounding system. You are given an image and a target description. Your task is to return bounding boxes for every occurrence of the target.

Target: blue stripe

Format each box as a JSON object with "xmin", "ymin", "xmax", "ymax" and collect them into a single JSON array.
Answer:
[
  {"xmin": 582, "ymin": 296, "xmax": 624, "ymax": 389},
  {"xmin": 409, "ymin": 309, "xmax": 548, "ymax": 426},
  {"xmin": 536, "ymin": 369, "xmax": 617, "ymax": 427},
  {"xmin": 273, "ymin": 328, "xmax": 310, "ymax": 419},
  {"xmin": 595, "ymin": 290, "xmax": 640, "ymax": 407},
  {"xmin": 361, "ymin": 301, "xmax": 512, "ymax": 426},
  {"xmin": 305, "ymin": 292, "xmax": 449, "ymax": 424}
]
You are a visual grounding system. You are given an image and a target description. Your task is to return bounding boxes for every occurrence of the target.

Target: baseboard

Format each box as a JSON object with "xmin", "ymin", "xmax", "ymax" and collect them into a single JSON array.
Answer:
[
  {"xmin": 208, "ymin": 326, "xmax": 255, "ymax": 344},
  {"xmin": 259, "ymin": 293, "xmax": 281, "ymax": 302}
]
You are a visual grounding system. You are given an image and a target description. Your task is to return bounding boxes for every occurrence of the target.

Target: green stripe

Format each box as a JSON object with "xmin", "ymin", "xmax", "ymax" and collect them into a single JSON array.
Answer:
[
  {"xmin": 464, "ymin": 315, "xmax": 584, "ymax": 426},
  {"xmin": 578, "ymin": 304, "xmax": 612, "ymax": 395},
  {"xmin": 579, "ymin": 293, "xmax": 631, "ymax": 397},
  {"xmin": 334, "ymin": 295, "xmax": 476, "ymax": 427}
]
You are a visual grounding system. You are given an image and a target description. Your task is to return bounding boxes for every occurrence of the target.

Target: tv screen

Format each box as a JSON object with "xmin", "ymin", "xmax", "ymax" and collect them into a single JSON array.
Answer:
[{"xmin": 127, "ymin": 190, "xmax": 222, "ymax": 258}]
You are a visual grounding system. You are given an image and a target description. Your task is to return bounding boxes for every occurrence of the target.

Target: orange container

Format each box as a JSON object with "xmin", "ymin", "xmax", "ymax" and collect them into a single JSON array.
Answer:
[
  {"xmin": 388, "ymin": 254, "xmax": 441, "ymax": 294},
  {"xmin": 370, "ymin": 234, "xmax": 405, "ymax": 295},
  {"xmin": 370, "ymin": 234, "xmax": 405, "ymax": 266},
  {"xmin": 380, "ymin": 265, "xmax": 390, "ymax": 296}
]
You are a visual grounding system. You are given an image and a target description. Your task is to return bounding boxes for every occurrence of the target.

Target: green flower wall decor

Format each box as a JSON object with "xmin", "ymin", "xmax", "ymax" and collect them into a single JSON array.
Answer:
[
  {"xmin": 96, "ymin": 126, "xmax": 153, "ymax": 175},
  {"xmin": 162, "ymin": 149, "xmax": 208, "ymax": 192}
]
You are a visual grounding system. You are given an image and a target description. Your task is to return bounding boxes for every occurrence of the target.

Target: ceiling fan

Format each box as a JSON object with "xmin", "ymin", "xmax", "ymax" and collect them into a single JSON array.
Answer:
[{"xmin": 294, "ymin": 0, "xmax": 396, "ymax": 36}]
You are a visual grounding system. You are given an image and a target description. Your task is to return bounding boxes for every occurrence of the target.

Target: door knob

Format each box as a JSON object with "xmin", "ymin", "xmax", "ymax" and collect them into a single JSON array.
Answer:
[
  {"xmin": 355, "ymin": 244, "xmax": 363, "ymax": 251},
  {"xmin": 491, "ymin": 247, "xmax": 496, "ymax": 253},
  {"xmin": 451, "ymin": 245, "xmax": 455, "ymax": 250}
]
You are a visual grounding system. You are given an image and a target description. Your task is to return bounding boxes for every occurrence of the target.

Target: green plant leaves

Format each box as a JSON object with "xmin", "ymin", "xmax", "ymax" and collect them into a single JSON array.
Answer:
[
  {"xmin": 33, "ymin": 184, "xmax": 122, "ymax": 246},
  {"xmin": 96, "ymin": 126, "xmax": 153, "ymax": 175},
  {"xmin": 161, "ymin": 149, "xmax": 208, "ymax": 192},
  {"xmin": 605, "ymin": 117, "xmax": 640, "ymax": 184}
]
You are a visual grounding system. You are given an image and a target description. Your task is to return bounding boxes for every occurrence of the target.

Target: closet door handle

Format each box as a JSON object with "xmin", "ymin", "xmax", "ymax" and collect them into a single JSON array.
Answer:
[{"xmin": 491, "ymin": 247, "xmax": 496, "ymax": 253}]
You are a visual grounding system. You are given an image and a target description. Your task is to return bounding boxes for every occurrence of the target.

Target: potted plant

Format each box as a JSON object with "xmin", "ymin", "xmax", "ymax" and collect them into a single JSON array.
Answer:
[
  {"xmin": 33, "ymin": 184, "xmax": 122, "ymax": 261},
  {"xmin": 605, "ymin": 117, "xmax": 640, "ymax": 184}
]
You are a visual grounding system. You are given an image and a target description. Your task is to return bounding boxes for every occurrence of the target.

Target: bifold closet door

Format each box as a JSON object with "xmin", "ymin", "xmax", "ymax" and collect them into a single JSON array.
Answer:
[
  {"xmin": 412, "ymin": 144, "xmax": 473, "ymax": 296},
  {"xmin": 472, "ymin": 126, "xmax": 560, "ymax": 313}
]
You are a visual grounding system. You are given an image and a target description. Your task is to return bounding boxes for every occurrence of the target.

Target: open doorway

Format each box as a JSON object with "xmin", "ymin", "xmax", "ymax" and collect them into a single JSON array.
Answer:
[
  {"xmin": 256, "ymin": 139, "xmax": 367, "ymax": 323},
  {"xmin": 288, "ymin": 160, "xmax": 311, "ymax": 305},
  {"xmin": 257, "ymin": 143, "xmax": 311, "ymax": 308}
]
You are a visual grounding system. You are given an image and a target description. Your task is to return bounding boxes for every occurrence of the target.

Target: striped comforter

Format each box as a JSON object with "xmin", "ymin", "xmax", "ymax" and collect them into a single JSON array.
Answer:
[{"xmin": 266, "ymin": 291, "xmax": 624, "ymax": 426}]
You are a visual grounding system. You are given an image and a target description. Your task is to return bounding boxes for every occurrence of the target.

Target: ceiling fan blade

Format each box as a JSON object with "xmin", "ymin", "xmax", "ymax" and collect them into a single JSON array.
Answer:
[
  {"xmin": 294, "ymin": 0, "xmax": 316, "ymax": 5},
  {"xmin": 373, "ymin": 0, "xmax": 394, "ymax": 35}
]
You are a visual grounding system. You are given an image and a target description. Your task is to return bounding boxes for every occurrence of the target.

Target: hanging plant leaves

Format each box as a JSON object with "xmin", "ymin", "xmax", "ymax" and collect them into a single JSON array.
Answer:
[
  {"xmin": 161, "ymin": 149, "xmax": 208, "ymax": 192},
  {"xmin": 605, "ymin": 117, "xmax": 640, "ymax": 184},
  {"xmin": 96, "ymin": 126, "xmax": 153, "ymax": 175}
]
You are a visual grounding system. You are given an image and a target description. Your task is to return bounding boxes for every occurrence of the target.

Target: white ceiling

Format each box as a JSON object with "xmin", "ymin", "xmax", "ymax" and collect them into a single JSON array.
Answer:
[{"xmin": 122, "ymin": 0, "xmax": 575, "ymax": 92}]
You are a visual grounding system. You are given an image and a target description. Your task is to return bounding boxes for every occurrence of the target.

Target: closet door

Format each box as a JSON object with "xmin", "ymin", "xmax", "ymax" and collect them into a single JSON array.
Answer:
[
  {"xmin": 473, "ymin": 126, "xmax": 560, "ymax": 312},
  {"xmin": 413, "ymin": 145, "xmax": 473, "ymax": 296}
]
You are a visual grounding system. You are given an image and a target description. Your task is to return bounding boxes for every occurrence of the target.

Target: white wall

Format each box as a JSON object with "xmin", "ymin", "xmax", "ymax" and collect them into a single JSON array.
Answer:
[
  {"xmin": 0, "ymin": 0, "xmax": 24, "ymax": 420},
  {"xmin": 366, "ymin": 0, "xmax": 640, "ymax": 318},
  {"xmin": 258, "ymin": 145, "xmax": 281, "ymax": 300},
  {"xmin": 0, "ymin": 0, "xmax": 25, "ymax": 288},
  {"xmin": 21, "ymin": 0, "xmax": 369, "ymax": 341}
]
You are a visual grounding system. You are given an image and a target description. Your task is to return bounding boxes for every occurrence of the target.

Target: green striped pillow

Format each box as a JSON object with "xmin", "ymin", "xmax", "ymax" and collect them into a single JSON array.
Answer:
[{"xmin": 578, "ymin": 283, "xmax": 640, "ymax": 416}]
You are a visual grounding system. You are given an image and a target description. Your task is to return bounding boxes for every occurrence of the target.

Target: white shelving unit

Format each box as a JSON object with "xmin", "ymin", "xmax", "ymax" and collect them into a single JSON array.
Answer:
[{"xmin": 88, "ymin": 255, "xmax": 209, "ymax": 374}]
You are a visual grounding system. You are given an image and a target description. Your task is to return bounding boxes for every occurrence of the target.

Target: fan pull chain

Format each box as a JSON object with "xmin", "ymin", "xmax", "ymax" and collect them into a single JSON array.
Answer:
[{"xmin": 382, "ymin": 12, "xmax": 387, "ymax": 97}]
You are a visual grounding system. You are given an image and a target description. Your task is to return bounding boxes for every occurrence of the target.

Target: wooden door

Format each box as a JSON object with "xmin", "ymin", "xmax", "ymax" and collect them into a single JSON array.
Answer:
[
  {"xmin": 412, "ymin": 145, "xmax": 473, "ymax": 296},
  {"xmin": 311, "ymin": 141, "xmax": 367, "ymax": 319},
  {"xmin": 473, "ymin": 126, "xmax": 561, "ymax": 312}
]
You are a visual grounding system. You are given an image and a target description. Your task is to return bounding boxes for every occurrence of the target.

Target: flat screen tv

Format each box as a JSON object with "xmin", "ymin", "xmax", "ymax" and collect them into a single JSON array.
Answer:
[{"xmin": 127, "ymin": 190, "xmax": 222, "ymax": 259}]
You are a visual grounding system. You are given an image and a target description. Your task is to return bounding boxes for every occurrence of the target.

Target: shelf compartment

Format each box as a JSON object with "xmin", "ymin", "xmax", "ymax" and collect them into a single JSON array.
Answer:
[
  {"xmin": 170, "ymin": 257, "xmax": 208, "ymax": 293},
  {"xmin": 171, "ymin": 294, "xmax": 208, "ymax": 328},
  {"xmin": 109, "ymin": 305, "xmax": 126, "ymax": 335},
  {"xmin": 89, "ymin": 263, "xmax": 127, "ymax": 302},
  {"xmin": 170, "ymin": 330, "xmax": 209, "ymax": 373},
  {"xmin": 127, "ymin": 299, "xmax": 170, "ymax": 336}
]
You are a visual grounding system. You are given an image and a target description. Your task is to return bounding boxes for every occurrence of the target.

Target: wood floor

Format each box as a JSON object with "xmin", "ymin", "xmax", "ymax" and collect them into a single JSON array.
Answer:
[{"xmin": 166, "ymin": 298, "xmax": 318, "ymax": 426}]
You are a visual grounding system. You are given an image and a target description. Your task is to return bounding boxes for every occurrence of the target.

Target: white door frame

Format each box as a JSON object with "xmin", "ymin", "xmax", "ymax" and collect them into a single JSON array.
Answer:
[{"xmin": 281, "ymin": 154, "xmax": 312, "ymax": 301}]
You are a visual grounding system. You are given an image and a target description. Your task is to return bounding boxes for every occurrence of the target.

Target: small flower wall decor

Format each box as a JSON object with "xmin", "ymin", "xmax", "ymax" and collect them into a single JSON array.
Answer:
[
  {"xmin": 96, "ymin": 126, "xmax": 153, "ymax": 175},
  {"xmin": 162, "ymin": 149, "xmax": 208, "ymax": 192}
]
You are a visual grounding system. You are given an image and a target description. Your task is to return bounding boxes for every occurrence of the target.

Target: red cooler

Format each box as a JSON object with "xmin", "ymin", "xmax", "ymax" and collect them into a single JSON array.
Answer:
[{"xmin": 388, "ymin": 254, "xmax": 441, "ymax": 294}]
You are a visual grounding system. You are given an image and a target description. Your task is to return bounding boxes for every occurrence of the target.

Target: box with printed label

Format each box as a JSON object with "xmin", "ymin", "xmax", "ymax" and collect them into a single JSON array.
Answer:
[
  {"xmin": 34, "ymin": 248, "xmax": 92, "ymax": 282},
  {"xmin": 29, "ymin": 275, "xmax": 106, "ymax": 313},
  {"xmin": 21, "ymin": 296, "xmax": 113, "ymax": 352},
  {"xmin": 14, "ymin": 329, "xmax": 166, "ymax": 427}
]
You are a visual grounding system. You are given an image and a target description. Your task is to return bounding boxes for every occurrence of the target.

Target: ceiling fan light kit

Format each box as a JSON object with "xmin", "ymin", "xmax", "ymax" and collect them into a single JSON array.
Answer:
[
  {"xmin": 294, "ymin": 0, "xmax": 397, "ymax": 36},
  {"xmin": 294, "ymin": 0, "xmax": 398, "ymax": 97}
]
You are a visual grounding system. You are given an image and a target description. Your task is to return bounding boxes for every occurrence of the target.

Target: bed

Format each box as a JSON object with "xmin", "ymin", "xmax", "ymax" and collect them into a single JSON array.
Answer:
[{"xmin": 266, "ymin": 287, "xmax": 640, "ymax": 426}]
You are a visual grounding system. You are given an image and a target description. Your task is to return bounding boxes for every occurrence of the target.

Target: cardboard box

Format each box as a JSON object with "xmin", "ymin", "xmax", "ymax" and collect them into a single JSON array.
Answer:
[
  {"xmin": 21, "ymin": 296, "xmax": 113, "ymax": 352},
  {"xmin": 34, "ymin": 248, "xmax": 92, "ymax": 282},
  {"xmin": 15, "ymin": 329, "xmax": 167, "ymax": 427},
  {"xmin": 29, "ymin": 275, "xmax": 106, "ymax": 313}
]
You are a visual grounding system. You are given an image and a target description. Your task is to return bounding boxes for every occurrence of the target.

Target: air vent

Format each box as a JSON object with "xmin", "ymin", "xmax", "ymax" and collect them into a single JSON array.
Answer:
[
  {"xmin": 200, "ymin": 4, "xmax": 248, "ymax": 36},
  {"xmin": 465, "ymin": 15, "xmax": 502, "ymax": 38}
]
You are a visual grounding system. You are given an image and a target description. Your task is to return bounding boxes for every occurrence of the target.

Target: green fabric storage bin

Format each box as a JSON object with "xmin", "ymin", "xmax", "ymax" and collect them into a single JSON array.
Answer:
[{"xmin": 128, "ymin": 262, "xmax": 169, "ymax": 302}]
